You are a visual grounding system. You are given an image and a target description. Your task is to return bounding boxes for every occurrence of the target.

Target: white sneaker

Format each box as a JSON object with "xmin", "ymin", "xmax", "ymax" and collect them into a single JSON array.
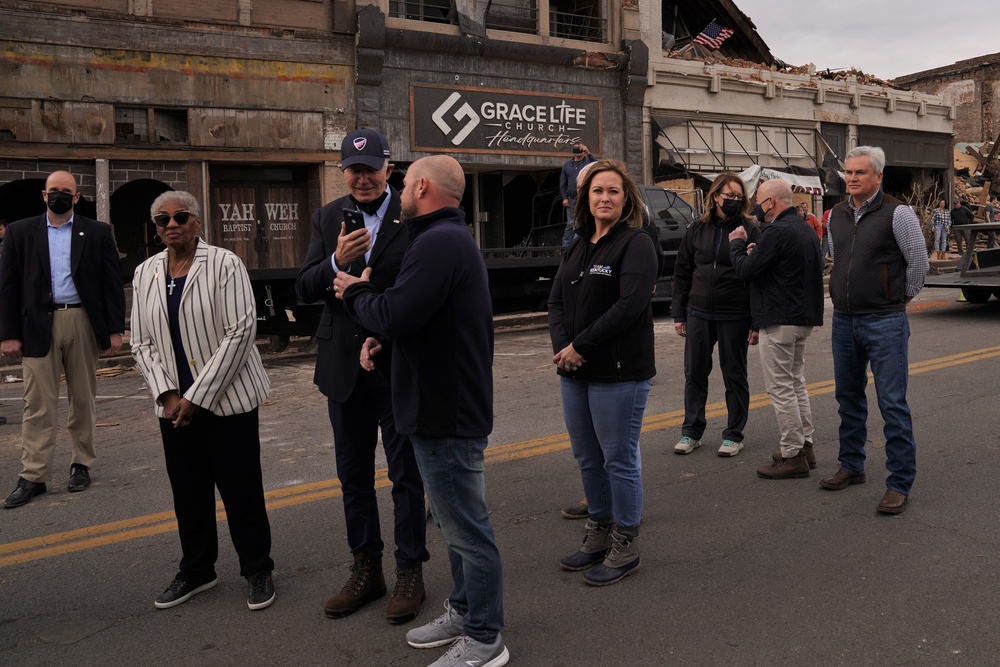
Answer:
[
  {"xmin": 718, "ymin": 439, "xmax": 744, "ymax": 457},
  {"xmin": 673, "ymin": 436, "xmax": 701, "ymax": 455}
]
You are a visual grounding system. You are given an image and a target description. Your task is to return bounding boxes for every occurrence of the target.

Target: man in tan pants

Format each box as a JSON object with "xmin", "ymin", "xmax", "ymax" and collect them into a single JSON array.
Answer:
[
  {"xmin": 728, "ymin": 180, "xmax": 825, "ymax": 479},
  {"xmin": 0, "ymin": 170, "xmax": 125, "ymax": 508}
]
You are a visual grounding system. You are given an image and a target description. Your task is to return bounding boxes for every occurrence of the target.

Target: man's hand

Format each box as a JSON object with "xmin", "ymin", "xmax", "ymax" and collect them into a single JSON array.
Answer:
[
  {"xmin": 360, "ymin": 337, "xmax": 382, "ymax": 371},
  {"xmin": 102, "ymin": 333, "xmax": 123, "ymax": 357},
  {"xmin": 562, "ymin": 198, "xmax": 569, "ymax": 208},
  {"xmin": 729, "ymin": 226, "xmax": 747, "ymax": 242},
  {"xmin": 746, "ymin": 242, "xmax": 757, "ymax": 255},
  {"xmin": 334, "ymin": 267, "xmax": 372, "ymax": 300},
  {"xmin": 1, "ymin": 339, "xmax": 22, "ymax": 360},
  {"xmin": 748, "ymin": 331, "xmax": 759, "ymax": 346},
  {"xmin": 171, "ymin": 397, "xmax": 200, "ymax": 429},
  {"xmin": 333, "ymin": 221, "xmax": 372, "ymax": 268},
  {"xmin": 674, "ymin": 322, "xmax": 687, "ymax": 337}
]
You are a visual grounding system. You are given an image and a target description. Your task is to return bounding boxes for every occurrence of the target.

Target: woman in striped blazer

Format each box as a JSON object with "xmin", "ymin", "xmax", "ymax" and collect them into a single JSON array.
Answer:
[{"xmin": 131, "ymin": 190, "xmax": 275, "ymax": 612}]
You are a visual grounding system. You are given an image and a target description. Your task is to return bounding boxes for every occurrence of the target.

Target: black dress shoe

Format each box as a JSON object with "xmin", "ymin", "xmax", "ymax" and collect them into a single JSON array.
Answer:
[
  {"xmin": 68, "ymin": 464, "xmax": 91, "ymax": 492},
  {"xmin": 4, "ymin": 478, "xmax": 47, "ymax": 509}
]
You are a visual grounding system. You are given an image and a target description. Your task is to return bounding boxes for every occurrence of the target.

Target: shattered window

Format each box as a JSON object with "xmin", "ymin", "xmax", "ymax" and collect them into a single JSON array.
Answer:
[
  {"xmin": 486, "ymin": 0, "xmax": 537, "ymax": 34},
  {"xmin": 550, "ymin": 0, "xmax": 605, "ymax": 42},
  {"xmin": 154, "ymin": 109, "xmax": 187, "ymax": 144},
  {"xmin": 115, "ymin": 108, "xmax": 148, "ymax": 143},
  {"xmin": 390, "ymin": 0, "xmax": 606, "ymax": 43},
  {"xmin": 389, "ymin": 0, "xmax": 455, "ymax": 25},
  {"xmin": 115, "ymin": 107, "xmax": 188, "ymax": 145}
]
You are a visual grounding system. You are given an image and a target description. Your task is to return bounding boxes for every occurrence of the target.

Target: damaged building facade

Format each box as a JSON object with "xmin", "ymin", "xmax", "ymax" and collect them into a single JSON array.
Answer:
[
  {"xmin": 895, "ymin": 53, "xmax": 1000, "ymax": 145},
  {"xmin": 0, "ymin": 0, "xmax": 359, "ymax": 336},
  {"xmin": 636, "ymin": 1, "xmax": 954, "ymax": 213}
]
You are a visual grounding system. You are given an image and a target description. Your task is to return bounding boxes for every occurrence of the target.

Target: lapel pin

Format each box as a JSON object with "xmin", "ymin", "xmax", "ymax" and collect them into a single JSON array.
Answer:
[
  {"xmin": 79, "ymin": 231, "xmax": 84, "ymax": 236},
  {"xmin": 393, "ymin": 219, "xmax": 400, "ymax": 224}
]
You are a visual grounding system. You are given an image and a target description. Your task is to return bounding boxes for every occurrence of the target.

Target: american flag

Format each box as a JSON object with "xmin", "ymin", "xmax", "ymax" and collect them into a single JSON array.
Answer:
[{"xmin": 692, "ymin": 21, "xmax": 735, "ymax": 51}]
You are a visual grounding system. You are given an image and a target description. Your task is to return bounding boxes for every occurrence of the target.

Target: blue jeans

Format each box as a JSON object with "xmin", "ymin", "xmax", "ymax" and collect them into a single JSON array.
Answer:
[
  {"xmin": 562, "ymin": 197, "xmax": 577, "ymax": 246},
  {"xmin": 933, "ymin": 225, "xmax": 948, "ymax": 252},
  {"xmin": 560, "ymin": 377, "xmax": 650, "ymax": 530},
  {"xmin": 409, "ymin": 434, "xmax": 503, "ymax": 644},
  {"xmin": 831, "ymin": 311, "xmax": 917, "ymax": 494}
]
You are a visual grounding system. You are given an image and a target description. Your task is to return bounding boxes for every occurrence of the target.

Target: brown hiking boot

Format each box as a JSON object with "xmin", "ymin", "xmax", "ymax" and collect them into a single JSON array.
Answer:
[
  {"xmin": 324, "ymin": 554, "xmax": 386, "ymax": 618},
  {"xmin": 771, "ymin": 441, "xmax": 816, "ymax": 469},
  {"xmin": 758, "ymin": 450, "xmax": 810, "ymax": 479},
  {"xmin": 820, "ymin": 468, "xmax": 866, "ymax": 490},
  {"xmin": 386, "ymin": 564, "xmax": 426, "ymax": 624}
]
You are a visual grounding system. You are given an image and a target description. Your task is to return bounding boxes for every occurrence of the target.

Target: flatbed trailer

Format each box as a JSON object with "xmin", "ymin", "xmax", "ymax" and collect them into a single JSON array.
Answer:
[{"xmin": 923, "ymin": 223, "xmax": 1000, "ymax": 303}]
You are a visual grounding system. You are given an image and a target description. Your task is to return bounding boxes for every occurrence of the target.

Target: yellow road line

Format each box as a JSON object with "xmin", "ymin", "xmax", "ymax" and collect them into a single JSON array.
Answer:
[{"xmin": 3, "ymin": 345, "xmax": 999, "ymax": 569}]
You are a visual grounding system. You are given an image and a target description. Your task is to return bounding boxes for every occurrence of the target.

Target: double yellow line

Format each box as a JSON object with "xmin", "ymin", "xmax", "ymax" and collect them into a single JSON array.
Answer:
[{"xmin": 3, "ymin": 345, "xmax": 999, "ymax": 569}]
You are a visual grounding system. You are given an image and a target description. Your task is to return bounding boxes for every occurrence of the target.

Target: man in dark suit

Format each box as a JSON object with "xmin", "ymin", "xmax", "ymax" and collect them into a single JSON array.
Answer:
[
  {"xmin": 296, "ymin": 129, "xmax": 428, "ymax": 624},
  {"xmin": 0, "ymin": 170, "xmax": 125, "ymax": 508}
]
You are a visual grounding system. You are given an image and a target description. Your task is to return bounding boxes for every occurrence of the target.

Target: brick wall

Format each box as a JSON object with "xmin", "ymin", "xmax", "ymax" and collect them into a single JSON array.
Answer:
[
  {"xmin": 0, "ymin": 160, "xmax": 98, "ymax": 197},
  {"xmin": 108, "ymin": 161, "xmax": 188, "ymax": 192}
]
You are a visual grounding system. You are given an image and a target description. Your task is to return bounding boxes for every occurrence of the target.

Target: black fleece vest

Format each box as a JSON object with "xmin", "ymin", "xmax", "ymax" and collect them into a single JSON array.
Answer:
[{"xmin": 828, "ymin": 191, "xmax": 908, "ymax": 314}]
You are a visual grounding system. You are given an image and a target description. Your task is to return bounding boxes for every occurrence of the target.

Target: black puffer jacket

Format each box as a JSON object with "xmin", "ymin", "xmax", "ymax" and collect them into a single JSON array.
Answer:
[{"xmin": 672, "ymin": 213, "xmax": 759, "ymax": 320}]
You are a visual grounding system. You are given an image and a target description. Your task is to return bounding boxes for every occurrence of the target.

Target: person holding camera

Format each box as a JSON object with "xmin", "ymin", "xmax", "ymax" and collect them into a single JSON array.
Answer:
[{"xmin": 559, "ymin": 142, "xmax": 596, "ymax": 246}]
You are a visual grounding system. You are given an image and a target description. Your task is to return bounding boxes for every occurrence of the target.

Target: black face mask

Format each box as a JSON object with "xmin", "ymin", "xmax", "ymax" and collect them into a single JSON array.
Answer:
[
  {"xmin": 721, "ymin": 198, "xmax": 742, "ymax": 218},
  {"xmin": 46, "ymin": 191, "xmax": 74, "ymax": 215}
]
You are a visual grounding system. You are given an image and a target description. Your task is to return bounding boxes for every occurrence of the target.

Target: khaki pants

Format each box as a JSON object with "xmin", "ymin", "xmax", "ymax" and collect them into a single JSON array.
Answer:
[
  {"xmin": 20, "ymin": 309, "xmax": 100, "ymax": 482},
  {"xmin": 758, "ymin": 324, "xmax": 815, "ymax": 457}
]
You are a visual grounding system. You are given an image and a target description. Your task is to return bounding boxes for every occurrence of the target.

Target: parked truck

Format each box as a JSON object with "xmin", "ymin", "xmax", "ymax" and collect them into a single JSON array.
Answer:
[{"xmin": 923, "ymin": 223, "xmax": 1000, "ymax": 302}]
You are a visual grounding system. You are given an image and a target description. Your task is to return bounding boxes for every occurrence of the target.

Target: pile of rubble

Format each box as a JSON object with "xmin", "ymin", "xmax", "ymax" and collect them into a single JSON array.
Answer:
[{"xmin": 665, "ymin": 49, "xmax": 898, "ymax": 89}]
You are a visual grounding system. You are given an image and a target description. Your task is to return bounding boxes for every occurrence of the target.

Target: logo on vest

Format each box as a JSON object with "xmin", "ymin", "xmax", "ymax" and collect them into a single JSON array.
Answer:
[{"xmin": 589, "ymin": 264, "xmax": 613, "ymax": 277}]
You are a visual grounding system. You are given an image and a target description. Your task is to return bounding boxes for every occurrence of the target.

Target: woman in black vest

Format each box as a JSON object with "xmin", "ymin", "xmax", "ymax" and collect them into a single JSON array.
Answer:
[{"xmin": 548, "ymin": 160, "xmax": 658, "ymax": 587}]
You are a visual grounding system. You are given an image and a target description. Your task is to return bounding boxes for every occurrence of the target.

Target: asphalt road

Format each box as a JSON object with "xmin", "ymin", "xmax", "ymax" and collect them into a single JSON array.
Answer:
[{"xmin": 1, "ymin": 287, "xmax": 999, "ymax": 666}]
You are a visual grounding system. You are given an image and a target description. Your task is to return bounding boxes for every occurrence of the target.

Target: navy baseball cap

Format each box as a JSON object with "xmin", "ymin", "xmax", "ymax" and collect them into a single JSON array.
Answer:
[{"xmin": 341, "ymin": 128, "xmax": 391, "ymax": 170}]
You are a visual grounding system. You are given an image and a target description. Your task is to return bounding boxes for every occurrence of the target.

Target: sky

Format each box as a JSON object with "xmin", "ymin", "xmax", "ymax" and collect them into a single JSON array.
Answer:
[{"xmin": 733, "ymin": 0, "xmax": 996, "ymax": 80}]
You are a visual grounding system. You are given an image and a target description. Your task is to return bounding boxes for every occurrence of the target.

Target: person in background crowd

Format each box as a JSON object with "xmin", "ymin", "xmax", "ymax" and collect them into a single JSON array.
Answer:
[
  {"xmin": 729, "ymin": 180, "xmax": 824, "ymax": 479},
  {"xmin": 984, "ymin": 198, "xmax": 997, "ymax": 249},
  {"xmin": 559, "ymin": 142, "xmax": 596, "ymax": 246},
  {"xmin": 0, "ymin": 171, "xmax": 125, "ymax": 508},
  {"xmin": 549, "ymin": 160, "xmax": 657, "ymax": 586},
  {"xmin": 820, "ymin": 209, "xmax": 832, "ymax": 260},
  {"xmin": 336, "ymin": 155, "xmax": 508, "ymax": 667},
  {"xmin": 131, "ymin": 190, "xmax": 275, "ymax": 611},
  {"xmin": 671, "ymin": 173, "xmax": 760, "ymax": 458},
  {"xmin": 822, "ymin": 145, "xmax": 928, "ymax": 515},
  {"xmin": 931, "ymin": 199, "xmax": 950, "ymax": 260},
  {"xmin": 296, "ymin": 128, "xmax": 429, "ymax": 625},
  {"xmin": 950, "ymin": 199, "xmax": 974, "ymax": 255},
  {"xmin": 798, "ymin": 203, "xmax": 823, "ymax": 242}
]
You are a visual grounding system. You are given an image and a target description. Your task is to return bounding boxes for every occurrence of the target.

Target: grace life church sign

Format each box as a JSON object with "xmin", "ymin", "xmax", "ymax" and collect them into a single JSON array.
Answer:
[{"xmin": 411, "ymin": 84, "xmax": 602, "ymax": 156}]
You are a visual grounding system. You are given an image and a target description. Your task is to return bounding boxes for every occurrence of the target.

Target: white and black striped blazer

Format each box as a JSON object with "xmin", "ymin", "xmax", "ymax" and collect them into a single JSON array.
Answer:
[{"xmin": 131, "ymin": 240, "xmax": 270, "ymax": 417}]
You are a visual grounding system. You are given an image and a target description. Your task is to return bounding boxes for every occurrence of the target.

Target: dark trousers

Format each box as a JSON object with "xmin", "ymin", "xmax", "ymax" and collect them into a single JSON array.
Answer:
[
  {"xmin": 682, "ymin": 314, "xmax": 751, "ymax": 442},
  {"xmin": 327, "ymin": 370, "xmax": 428, "ymax": 568},
  {"xmin": 160, "ymin": 408, "xmax": 273, "ymax": 583}
]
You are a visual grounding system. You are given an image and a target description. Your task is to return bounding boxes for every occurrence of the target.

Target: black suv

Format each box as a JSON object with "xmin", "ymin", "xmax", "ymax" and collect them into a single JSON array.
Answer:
[{"xmin": 638, "ymin": 185, "xmax": 699, "ymax": 303}]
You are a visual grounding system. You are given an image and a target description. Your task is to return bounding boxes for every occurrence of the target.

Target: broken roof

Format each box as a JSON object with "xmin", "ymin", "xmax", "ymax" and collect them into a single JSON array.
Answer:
[{"xmin": 665, "ymin": 0, "xmax": 776, "ymax": 65}]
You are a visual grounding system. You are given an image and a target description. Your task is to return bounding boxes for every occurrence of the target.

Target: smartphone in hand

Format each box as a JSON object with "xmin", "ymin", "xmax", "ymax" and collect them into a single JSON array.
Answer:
[{"xmin": 343, "ymin": 209, "xmax": 366, "ymax": 235}]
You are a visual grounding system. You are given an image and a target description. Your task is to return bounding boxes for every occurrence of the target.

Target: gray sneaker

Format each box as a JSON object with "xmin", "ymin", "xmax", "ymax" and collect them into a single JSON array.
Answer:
[
  {"xmin": 674, "ymin": 436, "xmax": 701, "ymax": 455},
  {"xmin": 406, "ymin": 600, "xmax": 464, "ymax": 648},
  {"xmin": 428, "ymin": 634, "xmax": 509, "ymax": 667}
]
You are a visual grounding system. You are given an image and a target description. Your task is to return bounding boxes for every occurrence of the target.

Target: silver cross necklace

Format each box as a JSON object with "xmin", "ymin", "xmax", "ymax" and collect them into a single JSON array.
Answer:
[{"xmin": 167, "ymin": 252, "xmax": 194, "ymax": 296}]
